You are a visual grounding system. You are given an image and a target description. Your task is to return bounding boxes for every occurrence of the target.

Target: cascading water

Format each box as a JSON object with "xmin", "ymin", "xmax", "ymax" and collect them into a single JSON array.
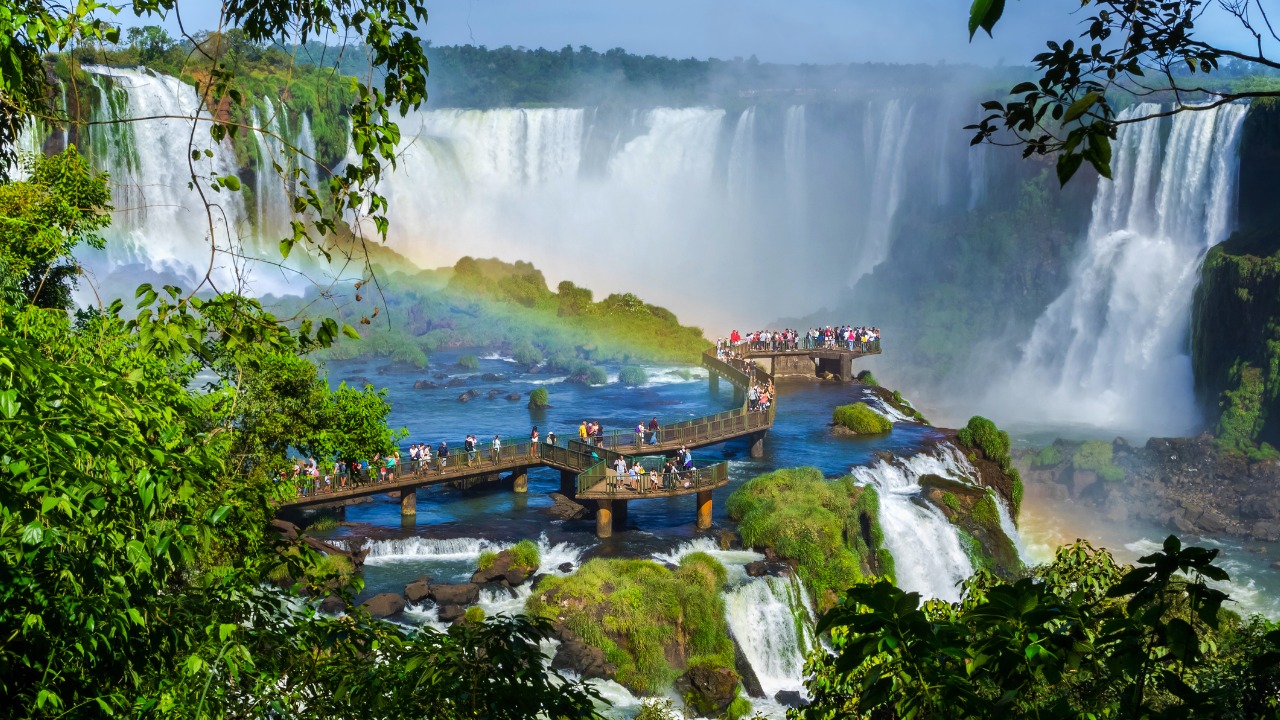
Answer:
[
  {"xmin": 727, "ymin": 107, "xmax": 757, "ymax": 205},
  {"xmin": 849, "ymin": 447, "xmax": 976, "ymax": 603},
  {"xmin": 996, "ymin": 103, "xmax": 1248, "ymax": 437},
  {"xmin": 852, "ymin": 99, "xmax": 915, "ymax": 286},
  {"xmin": 723, "ymin": 575, "xmax": 817, "ymax": 698}
]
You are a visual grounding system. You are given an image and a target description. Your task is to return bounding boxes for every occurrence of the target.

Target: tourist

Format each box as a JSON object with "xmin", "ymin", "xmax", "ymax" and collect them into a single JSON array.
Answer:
[
  {"xmin": 648, "ymin": 416, "xmax": 659, "ymax": 445},
  {"xmin": 547, "ymin": 430, "xmax": 557, "ymax": 446},
  {"xmin": 530, "ymin": 426, "xmax": 539, "ymax": 457},
  {"xmin": 634, "ymin": 422, "xmax": 645, "ymax": 446},
  {"xmin": 491, "ymin": 434, "xmax": 501, "ymax": 464},
  {"xmin": 437, "ymin": 441, "xmax": 448, "ymax": 470},
  {"xmin": 613, "ymin": 456, "xmax": 627, "ymax": 478},
  {"xmin": 465, "ymin": 434, "xmax": 477, "ymax": 466},
  {"xmin": 578, "ymin": 420, "xmax": 589, "ymax": 442}
]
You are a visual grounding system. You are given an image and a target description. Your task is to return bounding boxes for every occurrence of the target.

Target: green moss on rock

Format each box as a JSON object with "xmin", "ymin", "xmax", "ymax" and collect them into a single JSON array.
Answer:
[
  {"xmin": 833, "ymin": 403, "xmax": 892, "ymax": 434},
  {"xmin": 618, "ymin": 365, "xmax": 648, "ymax": 386}
]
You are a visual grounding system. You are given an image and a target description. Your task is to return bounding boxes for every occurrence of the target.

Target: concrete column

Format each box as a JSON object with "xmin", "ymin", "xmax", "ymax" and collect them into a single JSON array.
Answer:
[
  {"xmin": 709, "ymin": 372, "xmax": 720, "ymax": 393},
  {"xmin": 560, "ymin": 470, "xmax": 576, "ymax": 495},
  {"xmin": 733, "ymin": 386, "xmax": 744, "ymax": 405},
  {"xmin": 750, "ymin": 431, "xmax": 767, "ymax": 458},
  {"xmin": 596, "ymin": 500, "xmax": 614, "ymax": 538},
  {"xmin": 513, "ymin": 470, "xmax": 528, "ymax": 493},
  {"xmin": 696, "ymin": 490, "xmax": 713, "ymax": 530},
  {"xmin": 614, "ymin": 500, "xmax": 628, "ymax": 529},
  {"xmin": 840, "ymin": 355, "xmax": 853, "ymax": 382},
  {"xmin": 400, "ymin": 486, "xmax": 417, "ymax": 516}
]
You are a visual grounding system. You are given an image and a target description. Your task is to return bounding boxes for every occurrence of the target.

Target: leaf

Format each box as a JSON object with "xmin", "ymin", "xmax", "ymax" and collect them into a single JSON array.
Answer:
[
  {"xmin": 342, "ymin": 323, "xmax": 361, "ymax": 340},
  {"xmin": 208, "ymin": 504, "xmax": 230, "ymax": 526},
  {"xmin": 968, "ymin": 0, "xmax": 1006, "ymax": 39},
  {"xmin": 1056, "ymin": 152, "xmax": 1085, "ymax": 187},
  {"xmin": 0, "ymin": 388, "xmax": 16, "ymax": 419},
  {"xmin": 222, "ymin": 174, "xmax": 241, "ymax": 191},
  {"xmin": 279, "ymin": 238, "xmax": 293, "ymax": 260},
  {"xmin": 1063, "ymin": 92, "xmax": 1101, "ymax": 123}
]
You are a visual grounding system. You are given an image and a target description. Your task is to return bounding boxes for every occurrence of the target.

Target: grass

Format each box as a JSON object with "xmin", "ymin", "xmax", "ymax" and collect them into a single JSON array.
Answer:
[
  {"xmin": 1072, "ymin": 441, "xmax": 1125, "ymax": 482},
  {"xmin": 833, "ymin": 403, "xmax": 892, "ymax": 434},
  {"xmin": 528, "ymin": 387, "xmax": 549, "ymax": 408},
  {"xmin": 510, "ymin": 539, "xmax": 540, "ymax": 569},
  {"xmin": 957, "ymin": 416, "xmax": 1012, "ymax": 470},
  {"xmin": 856, "ymin": 370, "xmax": 879, "ymax": 386},
  {"xmin": 726, "ymin": 467, "xmax": 889, "ymax": 610},
  {"xmin": 942, "ymin": 492, "xmax": 961, "ymax": 512},
  {"xmin": 618, "ymin": 365, "xmax": 648, "ymax": 386},
  {"xmin": 458, "ymin": 354, "xmax": 480, "ymax": 370},
  {"xmin": 477, "ymin": 550, "xmax": 498, "ymax": 571},
  {"xmin": 306, "ymin": 516, "xmax": 340, "ymax": 533},
  {"xmin": 526, "ymin": 554, "xmax": 735, "ymax": 695},
  {"xmin": 1034, "ymin": 445, "xmax": 1064, "ymax": 467}
]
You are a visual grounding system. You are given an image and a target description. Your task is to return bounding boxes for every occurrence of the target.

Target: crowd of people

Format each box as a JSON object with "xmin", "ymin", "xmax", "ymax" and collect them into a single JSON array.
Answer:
[
  {"xmin": 287, "ymin": 453, "xmax": 402, "ymax": 497},
  {"xmin": 717, "ymin": 326, "xmax": 882, "ymax": 354},
  {"xmin": 608, "ymin": 445, "xmax": 698, "ymax": 492}
]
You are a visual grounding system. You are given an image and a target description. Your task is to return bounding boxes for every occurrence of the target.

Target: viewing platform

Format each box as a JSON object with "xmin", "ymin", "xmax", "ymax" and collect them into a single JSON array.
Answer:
[
  {"xmin": 734, "ymin": 341, "xmax": 881, "ymax": 381},
  {"xmin": 276, "ymin": 349, "xmax": 775, "ymax": 537}
]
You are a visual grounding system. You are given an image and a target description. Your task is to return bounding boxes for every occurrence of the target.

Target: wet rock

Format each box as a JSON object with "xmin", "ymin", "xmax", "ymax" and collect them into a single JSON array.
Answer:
[
  {"xmin": 319, "ymin": 595, "xmax": 345, "ymax": 614},
  {"xmin": 551, "ymin": 636, "xmax": 616, "ymax": 680},
  {"xmin": 481, "ymin": 373, "xmax": 505, "ymax": 382},
  {"xmin": 458, "ymin": 392, "xmax": 472, "ymax": 403},
  {"xmin": 487, "ymin": 389, "xmax": 502, "ymax": 400},
  {"xmin": 506, "ymin": 393, "xmax": 522, "ymax": 401},
  {"xmin": 436, "ymin": 604, "xmax": 466, "ymax": 623},
  {"xmin": 270, "ymin": 518, "xmax": 299, "ymax": 541},
  {"xmin": 557, "ymin": 562, "xmax": 574, "ymax": 574},
  {"xmin": 434, "ymin": 373, "xmax": 449, "ymax": 380},
  {"xmin": 429, "ymin": 583, "xmax": 480, "ymax": 606},
  {"xmin": 471, "ymin": 549, "xmax": 535, "ymax": 586},
  {"xmin": 446, "ymin": 378, "xmax": 467, "ymax": 388},
  {"xmin": 547, "ymin": 492, "xmax": 590, "ymax": 521},
  {"xmin": 345, "ymin": 376, "xmax": 371, "ymax": 386},
  {"xmin": 413, "ymin": 379, "xmax": 438, "ymax": 390},
  {"xmin": 675, "ymin": 665, "xmax": 740, "ymax": 716},
  {"xmin": 404, "ymin": 577, "xmax": 431, "ymax": 603},
  {"xmin": 361, "ymin": 593, "xmax": 406, "ymax": 619},
  {"xmin": 1253, "ymin": 521, "xmax": 1280, "ymax": 542},
  {"xmin": 774, "ymin": 691, "xmax": 807, "ymax": 708},
  {"xmin": 730, "ymin": 628, "xmax": 765, "ymax": 698},
  {"xmin": 744, "ymin": 561, "xmax": 769, "ymax": 577},
  {"xmin": 1071, "ymin": 470, "xmax": 1098, "ymax": 498}
]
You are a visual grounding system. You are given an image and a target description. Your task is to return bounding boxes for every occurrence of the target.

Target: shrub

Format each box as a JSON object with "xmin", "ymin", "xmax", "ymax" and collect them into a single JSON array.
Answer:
[
  {"xmin": 464, "ymin": 605, "xmax": 486, "ymax": 625},
  {"xmin": 510, "ymin": 539, "xmax": 540, "ymax": 569},
  {"xmin": 1034, "ymin": 445, "xmax": 1064, "ymax": 467},
  {"xmin": 1072, "ymin": 440, "xmax": 1125, "ymax": 482},
  {"xmin": 511, "ymin": 341, "xmax": 543, "ymax": 366},
  {"xmin": 636, "ymin": 698, "xmax": 680, "ymax": 720},
  {"xmin": 306, "ymin": 516, "xmax": 339, "ymax": 533},
  {"xmin": 528, "ymin": 387, "xmax": 549, "ymax": 408},
  {"xmin": 618, "ymin": 365, "xmax": 648, "ymax": 386},
  {"xmin": 457, "ymin": 354, "xmax": 480, "ymax": 370},
  {"xmin": 972, "ymin": 494, "xmax": 1001, "ymax": 530},
  {"xmin": 856, "ymin": 370, "xmax": 879, "ymax": 386},
  {"xmin": 567, "ymin": 362, "xmax": 607, "ymax": 385},
  {"xmin": 833, "ymin": 403, "xmax": 892, "ymax": 434},
  {"xmin": 725, "ymin": 694, "xmax": 752, "ymax": 720},
  {"xmin": 477, "ymin": 550, "xmax": 498, "ymax": 571},
  {"xmin": 957, "ymin": 416, "xmax": 1012, "ymax": 469}
]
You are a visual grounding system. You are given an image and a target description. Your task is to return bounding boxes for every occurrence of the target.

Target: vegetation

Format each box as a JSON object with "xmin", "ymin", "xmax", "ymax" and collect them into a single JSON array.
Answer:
[
  {"xmin": 298, "ymin": 256, "xmax": 710, "ymax": 369},
  {"xmin": 307, "ymin": 516, "xmax": 342, "ymax": 533},
  {"xmin": 618, "ymin": 365, "xmax": 648, "ymax": 386},
  {"xmin": 463, "ymin": 606, "xmax": 486, "ymax": 625},
  {"xmin": 1034, "ymin": 444, "xmax": 1064, "ymax": 467},
  {"xmin": 833, "ymin": 403, "xmax": 893, "ymax": 435},
  {"xmin": 801, "ymin": 535, "xmax": 1280, "ymax": 720},
  {"xmin": 726, "ymin": 468, "xmax": 890, "ymax": 610},
  {"xmin": 457, "ymin": 354, "xmax": 480, "ymax": 371},
  {"xmin": 527, "ymin": 555, "xmax": 737, "ymax": 696},
  {"xmin": 509, "ymin": 539, "xmax": 541, "ymax": 570},
  {"xmin": 889, "ymin": 388, "xmax": 930, "ymax": 423},
  {"xmin": 856, "ymin": 370, "xmax": 879, "ymax": 387},
  {"xmin": 956, "ymin": 415, "xmax": 1024, "ymax": 517},
  {"xmin": 477, "ymin": 550, "xmax": 498, "ymax": 571},
  {"xmin": 528, "ymin": 387, "xmax": 550, "ymax": 409},
  {"xmin": 1072, "ymin": 440, "xmax": 1126, "ymax": 483}
]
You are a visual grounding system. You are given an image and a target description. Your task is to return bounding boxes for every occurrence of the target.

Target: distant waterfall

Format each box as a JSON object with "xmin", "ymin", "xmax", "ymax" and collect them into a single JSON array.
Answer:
[
  {"xmin": 849, "ymin": 447, "xmax": 975, "ymax": 603},
  {"xmin": 727, "ymin": 107, "xmax": 757, "ymax": 205},
  {"xmin": 783, "ymin": 105, "xmax": 808, "ymax": 234},
  {"xmin": 724, "ymin": 575, "xmax": 817, "ymax": 698},
  {"xmin": 853, "ymin": 99, "xmax": 915, "ymax": 286},
  {"xmin": 999, "ymin": 103, "xmax": 1248, "ymax": 436}
]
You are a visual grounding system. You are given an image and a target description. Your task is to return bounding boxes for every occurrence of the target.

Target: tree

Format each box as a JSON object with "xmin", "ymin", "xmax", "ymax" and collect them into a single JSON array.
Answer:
[
  {"xmin": 124, "ymin": 25, "xmax": 176, "ymax": 62},
  {"xmin": 801, "ymin": 536, "xmax": 1280, "ymax": 719},
  {"xmin": 968, "ymin": 0, "xmax": 1280, "ymax": 184}
]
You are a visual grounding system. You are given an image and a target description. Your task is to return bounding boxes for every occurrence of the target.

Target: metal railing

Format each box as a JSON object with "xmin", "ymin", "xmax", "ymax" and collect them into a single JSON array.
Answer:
[{"xmin": 576, "ymin": 456, "xmax": 729, "ymax": 497}]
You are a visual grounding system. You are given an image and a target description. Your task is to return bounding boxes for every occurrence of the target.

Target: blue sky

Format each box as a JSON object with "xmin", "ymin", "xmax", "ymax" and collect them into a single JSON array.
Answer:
[{"xmin": 129, "ymin": 0, "xmax": 1256, "ymax": 67}]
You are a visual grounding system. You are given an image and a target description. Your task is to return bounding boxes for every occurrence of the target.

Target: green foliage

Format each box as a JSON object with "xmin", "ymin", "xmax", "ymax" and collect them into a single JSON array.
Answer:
[
  {"xmin": 568, "ymin": 361, "xmax": 609, "ymax": 386},
  {"xmin": 1072, "ymin": 440, "xmax": 1125, "ymax": 482},
  {"xmin": 511, "ymin": 340, "xmax": 543, "ymax": 365},
  {"xmin": 463, "ymin": 606, "xmax": 486, "ymax": 625},
  {"xmin": 635, "ymin": 698, "xmax": 681, "ymax": 720},
  {"xmin": 477, "ymin": 550, "xmax": 498, "ymax": 571},
  {"xmin": 957, "ymin": 415, "xmax": 1013, "ymax": 471},
  {"xmin": 528, "ymin": 387, "xmax": 549, "ymax": 409},
  {"xmin": 833, "ymin": 403, "xmax": 892, "ymax": 434},
  {"xmin": 527, "ymin": 556, "xmax": 736, "ymax": 696},
  {"xmin": 856, "ymin": 370, "xmax": 879, "ymax": 386},
  {"xmin": 618, "ymin": 365, "xmax": 648, "ymax": 386},
  {"xmin": 725, "ymin": 694, "xmax": 753, "ymax": 720},
  {"xmin": 727, "ymin": 468, "xmax": 888, "ymax": 609},
  {"xmin": 510, "ymin": 539, "xmax": 540, "ymax": 570},
  {"xmin": 941, "ymin": 492, "xmax": 961, "ymax": 512},
  {"xmin": 458, "ymin": 354, "xmax": 480, "ymax": 370},
  {"xmin": 1034, "ymin": 444, "xmax": 1064, "ymax": 466},
  {"xmin": 802, "ymin": 536, "xmax": 1280, "ymax": 720},
  {"xmin": 970, "ymin": 494, "xmax": 1000, "ymax": 530},
  {"xmin": 1216, "ymin": 362, "xmax": 1269, "ymax": 454},
  {"xmin": 307, "ymin": 516, "xmax": 341, "ymax": 533}
]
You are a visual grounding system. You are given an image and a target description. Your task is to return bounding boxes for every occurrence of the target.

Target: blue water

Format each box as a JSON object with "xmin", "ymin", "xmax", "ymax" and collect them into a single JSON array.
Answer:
[{"xmin": 303, "ymin": 349, "xmax": 941, "ymax": 599}]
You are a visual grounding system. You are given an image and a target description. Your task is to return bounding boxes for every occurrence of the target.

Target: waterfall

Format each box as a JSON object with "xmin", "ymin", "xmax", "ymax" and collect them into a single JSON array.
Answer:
[
  {"xmin": 999, "ymin": 103, "xmax": 1248, "ymax": 437},
  {"xmin": 852, "ymin": 99, "xmax": 915, "ymax": 286},
  {"xmin": 727, "ymin": 107, "xmax": 757, "ymax": 204},
  {"xmin": 783, "ymin": 105, "xmax": 808, "ymax": 235},
  {"xmin": 849, "ymin": 448, "xmax": 975, "ymax": 603},
  {"xmin": 723, "ymin": 575, "xmax": 817, "ymax": 698}
]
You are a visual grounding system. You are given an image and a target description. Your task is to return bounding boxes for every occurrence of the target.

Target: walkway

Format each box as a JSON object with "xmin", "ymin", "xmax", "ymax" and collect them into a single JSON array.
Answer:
[{"xmin": 738, "ymin": 341, "xmax": 881, "ymax": 381}]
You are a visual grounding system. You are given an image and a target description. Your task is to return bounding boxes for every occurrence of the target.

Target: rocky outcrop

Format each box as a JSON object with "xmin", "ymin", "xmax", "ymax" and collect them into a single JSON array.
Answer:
[
  {"xmin": 319, "ymin": 595, "xmax": 345, "ymax": 614},
  {"xmin": 676, "ymin": 666, "xmax": 739, "ymax": 716},
  {"xmin": 546, "ymin": 492, "xmax": 589, "ymax": 520},
  {"xmin": 428, "ymin": 583, "xmax": 479, "ymax": 606},
  {"xmin": 550, "ymin": 634, "xmax": 616, "ymax": 680},
  {"xmin": 404, "ymin": 577, "xmax": 431, "ymax": 603},
  {"xmin": 436, "ymin": 604, "xmax": 466, "ymax": 623},
  {"xmin": 1018, "ymin": 435, "xmax": 1280, "ymax": 541},
  {"xmin": 470, "ymin": 549, "xmax": 535, "ymax": 587},
  {"xmin": 361, "ymin": 593, "xmax": 406, "ymax": 619}
]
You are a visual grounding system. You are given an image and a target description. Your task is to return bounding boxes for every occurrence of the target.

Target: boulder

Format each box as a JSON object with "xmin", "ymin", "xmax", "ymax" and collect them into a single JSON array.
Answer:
[
  {"xmin": 506, "ymin": 393, "xmax": 522, "ymax": 401},
  {"xmin": 404, "ymin": 577, "xmax": 431, "ymax": 603},
  {"xmin": 731, "ymin": 629, "xmax": 765, "ymax": 699},
  {"xmin": 487, "ymin": 389, "xmax": 502, "ymax": 400},
  {"xmin": 1071, "ymin": 470, "xmax": 1098, "ymax": 498},
  {"xmin": 413, "ymin": 379, "xmax": 437, "ymax": 390},
  {"xmin": 270, "ymin": 518, "xmax": 300, "ymax": 541},
  {"xmin": 436, "ymin": 604, "xmax": 466, "ymax": 623},
  {"xmin": 551, "ymin": 636, "xmax": 616, "ymax": 680},
  {"xmin": 744, "ymin": 561, "xmax": 769, "ymax": 578},
  {"xmin": 361, "ymin": 593, "xmax": 406, "ymax": 619},
  {"xmin": 458, "ymin": 392, "xmax": 472, "ymax": 403},
  {"xmin": 471, "ymin": 549, "xmax": 535, "ymax": 586},
  {"xmin": 1253, "ymin": 521, "xmax": 1280, "ymax": 542},
  {"xmin": 774, "ymin": 690, "xmax": 807, "ymax": 708},
  {"xmin": 676, "ymin": 666, "xmax": 740, "ymax": 716},
  {"xmin": 557, "ymin": 562, "xmax": 574, "ymax": 574},
  {"xmin": 429, "ymin": 583, "xmax": 480, "ymax": 606},
  {"xmin": 481, "ymin": 373, "xmax": 505, "ymax": 382},
  {"xmin": 546, "ymin": 492, "xmax": 590, "ymax": 521},
  {"xmin": 319, "ymin": 594, "xmax": 345, "ymax": 614},
  {"xmin": 446, "ymin": 378, "xmax": 467, "ymax": 388}
]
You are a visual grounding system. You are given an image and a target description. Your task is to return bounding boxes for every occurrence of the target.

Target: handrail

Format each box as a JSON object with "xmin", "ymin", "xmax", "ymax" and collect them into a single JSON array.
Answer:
[{"xmin": 576, "ymin": 457, "xmax": 729, "ymax": 497}]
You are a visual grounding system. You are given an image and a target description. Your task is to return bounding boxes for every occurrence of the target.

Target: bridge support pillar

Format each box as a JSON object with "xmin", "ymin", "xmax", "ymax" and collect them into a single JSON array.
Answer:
[
  {"xmin": 512, "ymin": 470, "xmax": 528, "ymax": 493},
  {"xmin": 696, "ymin": 490, "xmax": 713, "ymax": 530},
  {"xmin": 840, "ymin": 355, "xmax": 853, "ymax": 382},
  {"xmin": 733, "ymin": 385, "xmax": 744, "ymax": 405},
  {"xmin": 750, "ymin": 431, "xmax": 767, "ymax": 458},
  {"xmin": 709, "ymin": 371, "xmax": 719, "ymax": 394},
  {"xmin": 400, "ymin": 486, "xmax": 417, "ymax": 517},
  {"xmin": 560, "ymin": 470, "xmax": 576, "ymax": 496},
  {"xmin": 614, "ymin": 499, "xmax": 628, "ymax": 529},
  {"xmin": 596, "ymin": 500, "xmax": 614, "ymax": 538}
]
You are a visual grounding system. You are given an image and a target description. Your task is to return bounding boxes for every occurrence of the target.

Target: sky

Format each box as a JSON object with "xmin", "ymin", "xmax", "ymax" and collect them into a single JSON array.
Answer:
[{"xmin": 133, "ymin": 0, "xmax": 1095, "ymax": 67}]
